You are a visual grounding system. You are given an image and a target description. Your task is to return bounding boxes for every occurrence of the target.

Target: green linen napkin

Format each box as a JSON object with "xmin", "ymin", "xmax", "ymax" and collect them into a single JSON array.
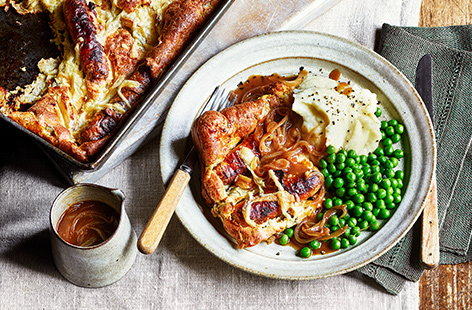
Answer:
[{"xmin": 354, "ymin": 23, "xmax": 472, "ymax": 295}]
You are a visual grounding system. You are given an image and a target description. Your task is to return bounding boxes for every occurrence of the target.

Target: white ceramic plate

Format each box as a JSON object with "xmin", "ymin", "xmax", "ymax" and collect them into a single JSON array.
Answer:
[{"xmin": 160, "ymin": 31, "xmax": 435, "ymax": 279}]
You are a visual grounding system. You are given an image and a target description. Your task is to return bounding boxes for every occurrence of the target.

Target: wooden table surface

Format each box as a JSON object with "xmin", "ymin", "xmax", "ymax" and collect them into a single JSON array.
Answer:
[{"xmin": 418, "ymin": 0, "xmax": 471, "ymax": 309}]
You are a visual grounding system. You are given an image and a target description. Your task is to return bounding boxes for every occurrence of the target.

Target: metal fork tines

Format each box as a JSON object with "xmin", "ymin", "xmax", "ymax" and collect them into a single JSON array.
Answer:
[{"xmin": 179, "ymin": 86, "xmax": 234, "ymax": 174}]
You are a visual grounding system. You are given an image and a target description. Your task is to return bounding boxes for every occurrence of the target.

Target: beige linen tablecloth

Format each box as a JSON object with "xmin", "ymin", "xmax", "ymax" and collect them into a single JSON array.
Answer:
[{"xmin": 0, "ymin": 0, "xmax": 423, "ymax": 308}]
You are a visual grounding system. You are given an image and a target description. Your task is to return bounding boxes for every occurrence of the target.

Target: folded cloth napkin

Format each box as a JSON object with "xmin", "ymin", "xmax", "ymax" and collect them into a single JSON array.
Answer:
[{"xmin": 354, "ymin": 23, "xmax": 472, "ymax": 295}]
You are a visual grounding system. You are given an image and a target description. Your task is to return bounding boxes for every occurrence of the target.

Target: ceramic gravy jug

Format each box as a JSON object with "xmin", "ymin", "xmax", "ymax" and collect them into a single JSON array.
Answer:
[{"xmin": 49, "ymin": 183, "xmax": 137, "ymax": 287}]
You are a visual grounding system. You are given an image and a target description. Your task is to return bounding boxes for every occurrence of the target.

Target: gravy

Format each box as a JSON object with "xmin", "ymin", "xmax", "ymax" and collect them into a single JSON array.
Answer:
[{"xmin": 56, "ymin": 200, "xmax": 119, "ymax": 247}]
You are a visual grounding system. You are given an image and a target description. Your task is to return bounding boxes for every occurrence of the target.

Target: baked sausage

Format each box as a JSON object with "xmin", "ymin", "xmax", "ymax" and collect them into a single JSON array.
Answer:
[{"xmin": 63, "ymin": 0, "xmax": 109, "ymax": 98}]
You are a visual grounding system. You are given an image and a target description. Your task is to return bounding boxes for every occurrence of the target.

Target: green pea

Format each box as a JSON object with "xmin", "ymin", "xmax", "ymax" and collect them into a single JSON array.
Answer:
[
  {"xmin": 346, "ymin": 181, "xmax": 356, "ymax": 188},
  {"xmin": 372, "ymin": 208, "xmax": 380, "ymax": 216},
  {"xmin": 343, "ymin": 167, "xmax": 353, "ymax": 175},
  {"xmin": 309, "ymin": 240, "xmax": 321, "ymax": 250},
  {"xmin": 362, "ymin": 166, "xmax": 371, "ymax": 175},
  {"xmin": 387, "ymin": 187, "xmax": 394, "ymax": 195},
  {"xmin": 393, "ymin": 149, "xmax": 404, "ymax": 158},
  {"xmin": 345, "ymin": 200, "xmax": 355, "ymax": 210},
  {"xmin": 327, "ymin": 145, "xmax": 336, "ymax": 154},
  {"xmin": 324, "ymin": 198, "xmax": 333, "ymax": 209},
  {"xmin": 369, "ymin": 183, "xmax": 379, "ymax": 193},
  {"xmin": 326, "ymin": 154, "xmax": 336, "ymax": 163},
  {"xmin": 385, "ymin": 161, "xmax": 394, "ymax": 169},
  {"xmin": 395, "ymin": 124, "xmax": 404, "ymax": 134},
  {"xmin": 344, "ymin": 228, "xmax": 352, "ymax": 237},
  {"xmin": 351, "ymin": 226, "xmax": 361, "ymax": 236},
  {"xmin": 347, "ymin": 149, "xmax": 357, "ymax": 158},
  {"xmin": 397, "ymin": 179, "xmax": 404, "ymax": 188},
  {"xmin": 377, "ymin": 188, "xmax": 387, "ymax": 199},
  {"xmin": 353, "ymin": 194, "xmax": 365, "ymax": 204},
  {"xmin": 388, "ymin": 119, "xmax": 398, "ymax": 127},
  {"xmin": 385, "ymin": 126, "xmax": 395, "ymax": 136},
  {"xmin": 341, "ymin": 238, "xmax": 350, "ymax": 249},
  {"xmin": 348, "ymin": 217, "xmax": 357, "ymax": 227},
  {"xmin": 348, "ymin": 235, "xmax": 358, "ymax": 245},
  {"xmin": 284, "ymin": 228, "xmax": 294, "ymax": 238},
  {"xmin": 299, "ymin": 247, "xmax": 312, "ymax": 258},
  {"xmin": 375, "ymin": 199, "xmax": 386, "ymax": 209},
  {"xmin": 394, "ymin": 194, "xmax": 402, "ymax": 204},
  {"xmin": 385, "ymin": 194, "xmax": 394, "ymax": 204},
  {"xmin": 391, "ymin": 133, "xmax": 401, "ymax": 143},
  {"xmin": 338, "ymin": 218, "xmax": 346, "ymax": 227},
  {"xmin": 381, "ymin": 131, "xmax": 386, "ymax": 140},
  {"xmin": 370, "ymin": 221, "xmax": 381, "ymax": 231},
  {"xmin": 374, "ymin": 147, "xmax": 384, "ymax": 157},
  {"xmin": 329, "ymin": 215, "xmax": 339, "ymax": 226},
  {"xmin": 319, "ymin": 159, "xmax": 328, "ymax": 168},
  {"xmin": 367, "ymin": 192, "xmax": 377, "ymax": 203},
  {"xmin": 345, "ymin": 158, "xmax": 356, "ymax": 167},
  {"xmin": 359, "ymin": 220, "xmax": 369, "ymax": 230},
  {"xmin": 352, "ymin": 206, "xmax": 363, "ymax": 218},
  {"xmin": 325, "ymin": 176, "xmax": 334, "ymax": 188},
  {"xmin": 385, "ymin": 168, "xmax": 395, "ymax": 178},
  {"xmin": 345, "ymin": 172, "xmax": 356, "ymax": 182},
  {"xmin": 336, "ymin": 187, "xmax": 346, "ymax": 197},
  {"xmin": 321, "ymin": 168, "xmax": 329, "ymax": 177},
  {"xmin": 381, "ymin": 179, "xmax": 391, "ymax": 189},
  {"xmin": 368, "ymin": 153, "xmax": 377, "ymax": 162},
  {"xmin": 327, "ymin": 164, "xmax": 336, "ymax": 174},
  {"xmin": 279, "ymin": 234, "xmax": 289, "ymax": 245},
  {"xmin": 334, "ymin": 198, "xmax": 343, "ymax": 206},
  {"xmin": 382, "ymin": 138, "xmax": 393, "ymax": 147},
  {"xmin": 391, "ymin": 179, "xmax": 398, "ymax": 188},
  {"xmin": 337, "ymin": 163, "xmax": 347, "ymax": 171},
  {"xmin": 333, "ymin": 170, "xmax": 342, "ymax": 177},
  {"xmin": 395, "ymin": 170, "xmax": 404, "ymax": 180},
  {"xmin": 353, "ymin": 168, "xmax": 364, "ymax": 178},
  {"xmin": 371, "ymin": 165, "xmax": 381, "ymax": 173},
  {"xmin": 317, "ymin": 212, "xmax": 324, "ymax": 220},
  {"xmin": 380, "ymin": 120, "xmax": 388, "ymax": 129},
  {"xmin": 338, "ymin": 149, "xmax": 348, "ymax": 157},
  {"xmin": 378, "ymin": 209, "xmax": 391, "ymax": 219},
  {"xmin": 362, "ymin": 210, "xmax": 375, "ymax": 222},
  {"xmin": 378, "ymin": 156, "xmax": 388, "ymax": 165},
  {"xmin": 359, "ymin": 155, "xmax": 368, "ymax": 164},
  {"xmin": 357, "ymin": 183, "xmax": 368, "ymax": 193},
  {"xmin": 333, "ymin": 178, "xmax": 344, "ymax": 188},
  {"xmin": 371, "ymin": 159, "xmax": 380, "ymax": 167},
  {"xmin": 384, "ymin": 145, "xmax": 394, "ymax": 156},
  {"xmin": 336, "ymin": 153, "xmax": 346, "ymax": 163},
  {"xmin": 362, "ymin": 202, "xmax": 374, "ymax": 211},
  {"xmin": 347, "ymin": 188, "xmax": 358, "ymax": 197},
  {"xmin": 386, "ymin": 202, "xmax": 396, "ymax": 210},
  {"xmin": 330, "ymin": 238, "xmax": 341, "ymax": 250},
  {"xmin": 371, "ymin": 173, "xmax": 382, "ymax": 184}
]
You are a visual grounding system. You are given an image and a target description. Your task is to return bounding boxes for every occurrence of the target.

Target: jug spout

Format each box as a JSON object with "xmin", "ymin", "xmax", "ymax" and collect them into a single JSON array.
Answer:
[{"xmin": 110, "ymin": 188, "xmax": 126, "ymax": 202}]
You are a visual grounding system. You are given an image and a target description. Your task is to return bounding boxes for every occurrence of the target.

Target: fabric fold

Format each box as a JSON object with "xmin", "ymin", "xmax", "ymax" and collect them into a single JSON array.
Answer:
[{"xmin": 355, "ymin": 23, "xmax": 472, "ymax": 295}]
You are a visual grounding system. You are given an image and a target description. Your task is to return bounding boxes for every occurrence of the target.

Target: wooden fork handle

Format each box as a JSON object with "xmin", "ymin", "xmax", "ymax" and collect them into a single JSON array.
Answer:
[
  {"xmin": 138, "ymin": 169, "xmax": 191, "ymax": 254},
  {"xmin": 421, "ymin": 173, "xmax": 440, "ymax": 269}
]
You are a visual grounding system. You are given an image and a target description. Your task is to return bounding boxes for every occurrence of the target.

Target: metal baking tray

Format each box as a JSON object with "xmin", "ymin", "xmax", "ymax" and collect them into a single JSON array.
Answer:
[{"xmin": 0, "ymin": 0, "xmax": 235, "ymax": 170}]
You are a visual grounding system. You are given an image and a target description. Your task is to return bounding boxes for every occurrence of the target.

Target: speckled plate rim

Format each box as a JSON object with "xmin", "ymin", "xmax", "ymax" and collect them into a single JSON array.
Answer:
[{"xmin": 160, "ymin": 31, "xmax": 436, "ymax": 280}]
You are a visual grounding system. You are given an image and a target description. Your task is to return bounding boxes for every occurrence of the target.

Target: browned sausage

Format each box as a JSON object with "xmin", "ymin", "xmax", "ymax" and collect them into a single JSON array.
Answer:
[
  {"xmin": 79, "ymin": 65, "xmax": 151, "ymax": 144},
  {"xmin": 145, "ymin": 0, "xmax": 215, "ymax": 79},
  {"xmin": 63, "ymin": 0, "xmax": 109, "ymax": 97}
]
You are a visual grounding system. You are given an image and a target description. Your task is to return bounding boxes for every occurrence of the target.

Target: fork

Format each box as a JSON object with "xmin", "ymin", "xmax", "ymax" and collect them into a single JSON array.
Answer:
[{"xmin": 138, "ymin": 86, "xmax": 234, "ymax": 255}]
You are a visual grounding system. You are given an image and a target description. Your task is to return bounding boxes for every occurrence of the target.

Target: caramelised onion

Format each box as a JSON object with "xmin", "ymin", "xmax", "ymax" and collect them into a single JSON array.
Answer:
[{"xmin": 294, "ymin": 204, "xmax": 348, "ymax": 244}]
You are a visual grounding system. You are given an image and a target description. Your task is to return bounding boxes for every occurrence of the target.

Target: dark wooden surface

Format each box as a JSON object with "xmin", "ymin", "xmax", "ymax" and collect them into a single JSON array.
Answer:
[{"xmin": 419, "ymin": 0, "xmax": 471, "ymax": 309}]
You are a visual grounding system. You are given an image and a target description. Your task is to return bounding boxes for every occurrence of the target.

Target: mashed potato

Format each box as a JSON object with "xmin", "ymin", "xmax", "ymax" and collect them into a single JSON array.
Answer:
[{"xmin": 292, "ymin": 72, "xmax": 381, "ymax": 155}]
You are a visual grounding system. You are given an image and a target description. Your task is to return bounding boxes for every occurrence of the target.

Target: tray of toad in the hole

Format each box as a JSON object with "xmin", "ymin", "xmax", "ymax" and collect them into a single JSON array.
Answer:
[{"xmin": 0, "ymin": 0, "xmax": 235, "ymax": 174}]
